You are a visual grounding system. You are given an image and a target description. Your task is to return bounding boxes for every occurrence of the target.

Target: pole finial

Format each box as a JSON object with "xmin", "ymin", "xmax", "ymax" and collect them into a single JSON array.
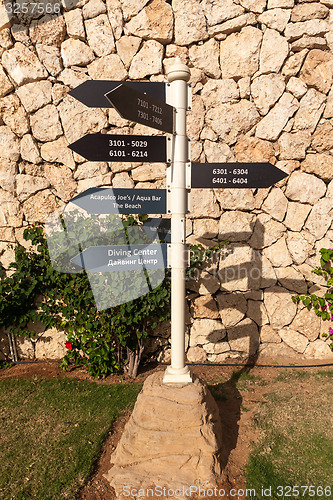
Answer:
[{"xmin": 166, "ymin": 56, "xmax": 191, "ymax": 83}]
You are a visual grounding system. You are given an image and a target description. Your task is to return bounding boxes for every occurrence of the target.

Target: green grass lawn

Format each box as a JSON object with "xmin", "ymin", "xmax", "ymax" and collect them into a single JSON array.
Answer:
[
  {"xmin": 0, "ymin": 377, "xmax": 141, "ymax": 499},
  {"xmin": 245, "ymin": 370, "xmax": 333, "ymax": 500}
]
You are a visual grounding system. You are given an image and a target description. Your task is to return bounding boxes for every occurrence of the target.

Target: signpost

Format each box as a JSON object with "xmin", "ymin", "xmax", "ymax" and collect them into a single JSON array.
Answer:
[
  {"xmin": 69, "ymin": 187, "xmax": 167, "ymax": 215},
  {"xmin": 66, "ymin": 66, "xmax": 289, "ymax": 384},
  {"xmin": 71, "ymin": 243, "xmax": 167, "ymax": 273},
  {"xmin": 69, "ymin": 134, "xmax": 170, "ymax": 163},
  {"xmin": 105, "ymin": 84, "xmax": 174, "ymax": 134},
  {"xmin": 191, "ymin": 162, "xmax": 288, "ymax": 189}
]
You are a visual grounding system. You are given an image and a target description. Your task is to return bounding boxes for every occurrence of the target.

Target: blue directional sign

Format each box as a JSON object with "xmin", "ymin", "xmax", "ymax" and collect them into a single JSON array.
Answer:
[
  {"xmin": 69, "ymin": 188, "xmax": 167, "ymax": 214},
  {"xmin": 71, "ymin": 243, "xmax": 167, "ymax": 273}
]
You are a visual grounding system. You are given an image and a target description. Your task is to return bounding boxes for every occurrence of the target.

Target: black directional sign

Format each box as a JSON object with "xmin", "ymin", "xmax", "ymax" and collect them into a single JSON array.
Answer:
[
  {"xmin": 105, "ymin": 84, "xmax": 174, "ymax": 134},
  {"xmin": 68, "ymin": 80, "xmax": 166, "ymax": 108},
  {"xmin": 68, "ymin": 134, "xmax": 169, "ymax": 163},
  {"xmin": 191, "ymin": 162, "xmax": 288, "ymax": 189},
  {"xmin": 71, "ymin": 243, "xmax": 167, "ymax": 273},
  {"xmin": 143, "ymin": 218, "xmax": 171, "ymax": 242},
  {"xmin": 69, "ymin": 188, "xmax": 167, "ymax": 214}
]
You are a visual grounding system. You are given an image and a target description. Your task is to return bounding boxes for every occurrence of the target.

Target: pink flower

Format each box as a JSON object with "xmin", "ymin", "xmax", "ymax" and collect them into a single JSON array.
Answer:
[
  {"xmin": 329, "ymin": 327, "xmax": 333, "ymax": 336},
  {"xmin": 65, "ymin": 341, "xmax": 73, "ymax": 350}
]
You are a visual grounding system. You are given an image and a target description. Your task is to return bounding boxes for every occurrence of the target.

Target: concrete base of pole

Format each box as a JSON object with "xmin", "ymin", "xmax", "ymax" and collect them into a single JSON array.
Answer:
[
  {"xmin": 104, "ymin": 371, "xmax": 222, "ymax": 498},
  {"xmin": 162, "ymin": 364, "xmax": 193, "ymax": 384}
]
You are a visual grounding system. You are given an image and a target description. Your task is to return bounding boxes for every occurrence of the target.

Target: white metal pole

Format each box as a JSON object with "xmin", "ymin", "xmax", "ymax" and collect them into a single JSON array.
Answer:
[{"xmin": 163, "ymin": 58, "xmax": 192, "ymax": 384}]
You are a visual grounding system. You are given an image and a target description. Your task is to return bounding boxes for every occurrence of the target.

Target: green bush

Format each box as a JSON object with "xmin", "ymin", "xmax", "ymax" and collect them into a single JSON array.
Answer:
[
  {"xmin": 0, "ymin": 221, "xmax": 226, "ymax": 377},
  {"xmin": 292, "ymin": 248, "xmax": 333, "ymax": 351}
]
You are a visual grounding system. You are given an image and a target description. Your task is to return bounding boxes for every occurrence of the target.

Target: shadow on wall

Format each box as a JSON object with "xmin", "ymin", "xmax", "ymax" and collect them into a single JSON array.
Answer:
[{"xmin": 187, "ymin": 219, "xmax": 312, "ymax": 363}]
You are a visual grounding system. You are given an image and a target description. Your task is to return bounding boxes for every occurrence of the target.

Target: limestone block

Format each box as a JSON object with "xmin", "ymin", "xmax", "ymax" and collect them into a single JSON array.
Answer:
[
  {"xmin": 190, "ymin": 319, "xmax": 226, "ymax": 346},
  {"xmin": 299, "ymin": 49, "xmax": 333, "ymax": 94},
  {"xmin": 260, "ymin": 324, "xmax": 282, "ymax": 343},
  {"xmin": 219, "ymin": 243, "xmax": 261, "ymax": 292},
  {"xmin": 106, "ymin": 0, "xmax": 123, "ymax": 40},
  {"xmin": 119, "ymin": 0, "xmax": 150, "ymax": 21},
  {"xmin": 85, "ymin": 14, "xmax": 116, "ymax": 57},
  {"xmin": 129, "ymin": 40, "xmax": 163, "ymax": 79},
  {"xmin": 290, "ymin": 306, "xmax": 321, "ymax": 341},
  {"xmin": 201, "ymin": 79, "xmax": 239, "ymax": 109},
  {"xmin": 301, "ymin": 153, "xmax": 333, "ymax": 181},
  {"xmin": 227, "ymin": 318, "xmax": 259, "ymax": 356},
  {"xmin": 275, "ymin": 266, "xmax": 307, "ymax": 293},
  {"xmin": 239, "ymin": 0, "xmax": 267, "ymax": 13},
  {"xmin": 192, "ymin": 219, "xmax": 219, "ymax": 240},
  {"xmin": 0, "ymin": 189, "xmax": 23, "ymax": 227},
  {"xmin": 255, "ymin": 93, "xmax": 298, "ymax": 141},
  {"xmin": 247, "ymin": 300, "xmax": 269, "ymax": 326},
  {"xmin": 260, "ymin": 29, "xmax": 289, "ymax": 73},
  {"xmin": 324, "ymin": 87, "xmax": 333, "ymax": 118},
  {"xmin": 312, "ymin": 121, "xmax": 333, "ymax": 152},
  {"xmin": 0, "ymin": 160, "xmax": 16, "ymax": 193},
  {"xmin": 29, "ymin": 14, "xmax": 66, "ymax": 47},
  {"xmin": 216, "ymin": 292, "xmax": 247, "ymax": 328},
  {"xmin": 61, "ymin": 38, "xmax": 95, "ymax": 67},
  {"xmin": 218, "ymin": 211, "xmax": 255, "ymax": 242},
  {"xmin": 208, "ymin": 13, "xmax": 257, "ymax": 37},
  {"xmin": 193, "ymin": 295, "xmax": 219, "ymax": 319},
  {"xmin": 64, "ymin": 9, "xmax": 86, "ymax": 39},
  {"xmin": 284, "ymin": 202, "xmax": 312, "ymax": 232},
  {"xmin": 286, "ymin": 231, "xmax": 315, "ymax": 265},
  {"xmin": 304, "ymin": 339, "xmax": 333, "ymax": 358},
  {"xmin": 268, "ymin": 0, "xmax": 294, "ymax": 7},
  {"xmin": 261, "ymin": 255, "xmax": 278, "ymax": 289},
  {"xmin": 16, "ymin": 80, "xmax": 52, "ymax": 114},
  {"xmin": 36, "ymin": 44, "xmax": 63, "ymax": 77},
  {"xmin": 0, "ymin": 126, "xmax": 20, "ymax": 161},
  {"xmin": 286, "ymin": 77, "xmax": 307, "ymax": 99},
  {"xmin": 0, "ymin": 94, "xmax": 29, "ymax": 137},
  {"xmin": 284, "ymin": 19, "xmax": 329, "ymax": 41},
  {"xmin": 238, "ymin": 77, "xmax": 251, "ymax": 99},
  {"xmin": 291, "ymin": 36, "xmax": 328, "ymax": 51},
  {"xmin": 116, "ymin": 36, "xmax": 141, "ymax": 70},
  {"xmin": 263, "ymin": 237, "xmax": 293, "ymax": 267},
  {"xmin": 105, "ymin": 372, "xmax": 222, "ymax": 493},
  {"xmin": 16, "ymin": 174, "xmax": 50, "ymax": 202},
  {"xmin": 251, "ymin": 74, "xmax": 285, "ymax": 115},
  {"xmin": 22, "ymin": 189, "xmax": 59, "ymax": 223},
  {"xmin": 189, "ymin": 189, "xmax": 220, "ymax": 218},
  {"xmin": 249, "ymin": 213, "xmax": 285, "ymax": 249},
  {"xmin": 220, "ymin": 26, "xmax": 262, "ymax": 79},
  {"xmin": 40, "ymin": 136, "xmax": 75, "ymax": 170},
  {"xmin": 285, "ymin": 171, "xmax": 326, "ymax": 204},
  {"xmin": 83, "ymin": 0, "xmax": 106, "ymax": 19},
  {"xmin": 2, "ymin": 42, "xmax": 48, "ymax": 86},
  {"xmin": 234, "ymin": 135, "xmax": 275, "ymax": 164},
  {"xmin": 259, "ymin": 342, "xmax": 303, "ymax": 359},
  {"xmin": 263, "ymin": 285, "xmax": 298, "ymax": 329},
  {"xmin": 15, "ymin": 336, "xmax": 35, "ymax": 360},
  {"xmin": 0, "ymin": 3, "xmax": 12, "ymax": 31},
  {"xmin": 35, "ymin": 328, "xmax": 67, "ymax": 359},
  {"xmin": 58, "ymin": 96, "xmax": 108, "ymax": 144},
  {"xmin": 278, "ymin": 131, "xmax": 312, "ymax": 161},
  {"xmin": 74, "ymin": 161, "xmax": 109, "ymax": 180},
  {"xmin": 77, "ymin": 173, "xmax": 112, "ymax": 191},
  {"xmin": 174, "ymin": 0, "xmax": 208, "ymax": 45},
  {"xmin": 291, "ymin": 3, "xmax": 329, "ymax": 23},
  {"xmin": 203, "ymin": 341, "xmax": 230, "ymax": 356},
  {"xmin": 202, "ymin": 0, "xmax": 244, "ymax": 25},
  {"xmin": 282, "ymin": 49, "xmax": 308, "ymax": 78},
  {"xmin": 0, "ymin": 28, "xmax": 12, "ymax": 50},
  {"xmin": 124, "ymin": 0, "xmax": 173, "ymax": 43},
  {"xmin": 305, "ymin": 198, "xmax": 333, "ymax": 240},
  {"xmin": 258, "ymin": 8, "xmax": 291, "ymax": 32},
  {"xmin": 88, "ymin": 53, "xmax": 127, "ymax": 80},
  {"xmin": 30, "ymin": 104, "xmax": 63, "ymax": 143},
  {"xmin": 189, "ymin": 39, "xmax": 220, "ymax": 78},
  {"xmin": 187, "ymin": 95, "xmax": 205, "ymax": 141},
  {"xmin": 279, "ymin": 328, "xmax": 309, "ymax": 353},
  {"xmin": 44, "ymin": 164, "xmax": 77, "ymax": 202},
  {"xmin": 186, "ymin": 346, "xmax": 207, "ymax": 363},
  {"xmin": 206, "ymin": 100, "xmax": 260, "ymax": 145},
  {"xmin": 261, "ymin": 188, "xmax": 288, "ymax": 222},
  {"xmin": 131, "ymin": 163, "xmax": 166, "ymax": 182},
  {"xmin": 0, "ymin": 64, "xmax": 13, "ymax": 98}
]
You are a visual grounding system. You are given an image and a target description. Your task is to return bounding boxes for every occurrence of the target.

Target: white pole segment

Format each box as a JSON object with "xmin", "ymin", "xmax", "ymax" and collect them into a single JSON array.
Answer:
[{"xmin": 163, "ymin": 59, "xmax": 192, "ymax": 384}]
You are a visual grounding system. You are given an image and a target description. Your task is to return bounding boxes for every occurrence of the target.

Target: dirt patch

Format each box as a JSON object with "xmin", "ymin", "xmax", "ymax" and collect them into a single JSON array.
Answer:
[{"xmin": 1, "ymin": 359, "xmax": 332, "ymax": 500}]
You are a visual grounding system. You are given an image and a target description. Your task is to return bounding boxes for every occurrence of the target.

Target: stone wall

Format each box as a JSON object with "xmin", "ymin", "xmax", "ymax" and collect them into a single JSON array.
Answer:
[{"xmin": 1, "ymin": 0, "xmax": 333, "ymax": 362}]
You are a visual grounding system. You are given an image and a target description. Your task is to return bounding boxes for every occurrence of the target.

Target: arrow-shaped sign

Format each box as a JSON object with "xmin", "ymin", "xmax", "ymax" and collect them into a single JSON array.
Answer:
[
  {"xmin": 69, "ymin": 188, "xmax": 167, "ymax": 214},
  {"xmin": 105, "ymin": 84, "xmax": 174, "ymax": 134},
  {"xmin": 191, "ymin": 162, "xmax": 288, "ymax": 189},
  {"xmin": 68, "ymin": 80, "xmax": 166, "ymax": 108},
  {"xmin": 68, "ymin": 134, "xmax": 169, "ymax": 163},
  {"xmin": 71, "ymin": 243, "xmax": 167, "ymax": 273}
]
